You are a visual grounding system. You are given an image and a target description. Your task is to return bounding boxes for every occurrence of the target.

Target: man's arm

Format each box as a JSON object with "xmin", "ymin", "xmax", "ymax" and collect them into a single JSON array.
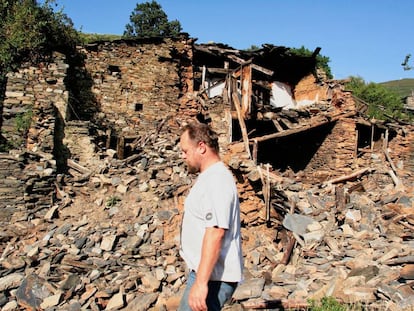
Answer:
[{"xmin": 188, "ymin": 226, "xmax": 225, "ymax": 311}]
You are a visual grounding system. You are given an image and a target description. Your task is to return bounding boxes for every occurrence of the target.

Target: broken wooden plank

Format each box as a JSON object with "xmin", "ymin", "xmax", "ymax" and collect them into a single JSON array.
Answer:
[
  {"xmin": 278, "ymin": 117, "xmax": 295, "ymax": 129},
  {"xmin": 324, "ymin": 167, "xmax": 374, "ymax": 185},
  {"xmin": 280, "ymin": 231, "xmax": 295, "ymax": 265},
  {"xmin": 387, "ymin": 169, "xmax": 403, "ymax": 189},
  {"xmin": 272, "ymin": 119, "xmax": 284, "ymax": 132},
  {"xmin": 67, "ymin": 159, "xmax": 91, "ymax": 175}
]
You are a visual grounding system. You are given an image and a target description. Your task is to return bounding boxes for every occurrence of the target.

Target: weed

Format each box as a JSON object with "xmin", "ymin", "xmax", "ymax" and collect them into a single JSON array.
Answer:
[{"xmin": 106, "ymin": 195, "xmax": 121, "ymax": 208}]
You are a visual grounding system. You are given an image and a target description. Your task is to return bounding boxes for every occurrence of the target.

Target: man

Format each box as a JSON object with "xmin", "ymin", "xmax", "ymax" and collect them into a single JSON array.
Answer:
[{"xmin": 178, "ymin": 121, "xmax": 243, "ymax": 311}]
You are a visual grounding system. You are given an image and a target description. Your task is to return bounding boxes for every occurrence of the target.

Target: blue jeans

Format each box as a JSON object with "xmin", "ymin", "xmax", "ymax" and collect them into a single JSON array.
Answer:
[{"xmin": 178, "ymin": 271, "xmax": 237, "ymax": 311}]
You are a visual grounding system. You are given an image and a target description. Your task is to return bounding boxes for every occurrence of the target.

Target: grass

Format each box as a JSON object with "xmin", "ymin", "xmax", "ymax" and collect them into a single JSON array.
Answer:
[
  {"xmin": 80, "ymin": 33, "xmax": 123, "ymax": 44},
  {"xmin": 380, "ymin": 78, "xmax": 414, "ymax": 98},
  {"xmin": 306, "ymin": 297, "xmax": 406, "ymax": 311},
  {"xmin": 308, "ymin": 297, "xmax": 361, "ymax": 311}
]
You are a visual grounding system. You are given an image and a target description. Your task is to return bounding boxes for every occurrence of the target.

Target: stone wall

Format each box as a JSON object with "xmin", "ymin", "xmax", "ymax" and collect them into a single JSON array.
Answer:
[
  {"xmin": 388, "ymin": 125, "xmax": 414, "ymax": 184},
  {"xmin": 78, "ymin": 36, "xmax": 194, "ymax": 136},
  {"xmin": 294, "ymin": 73, "xmax": 330, "ymax": 105},
  {"xmin": 0, "ymin": 53, "xmax": 66, "ymax": 212},
  {"xmin": 0, "ymin": 151, "xmax": 56, "ymax": 219},
  {"xmin": 0, "ymin": 37, "xmax": 195, "ymax": 211},
  {"xmin": 303, "ymin": 117, "xmax": 357, "ymax": 183},
  {"xmin": 1, "ymin": 37, "xmax": 411, "ymax": 212},
  {"xmin": 3, "ymin": 52, "xmax": 68, "ymax": 150}
]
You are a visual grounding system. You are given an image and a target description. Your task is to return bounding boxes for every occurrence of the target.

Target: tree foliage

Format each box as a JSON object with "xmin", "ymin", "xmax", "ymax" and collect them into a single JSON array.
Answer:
[
  {"xmin": 290, "ymin": 46, "xmax": 332, "ymax": 79},
  {"xmin": 245, "ymin": 45, "xmax": 261, "ymax": 52},
  {"xmin": 345, "ymin": 76, "xmax": 407, "ymax": 121},
  {"xmin": 0, "ymin": 0, "xmax": 80, "ymax": 151},
  {"xmin": 124, "ymin": 1, "xmax": 182, "ymax": 38},
  {"xmin": 0, "ymin": 0, "xmax": 80, "ymax": 74}
]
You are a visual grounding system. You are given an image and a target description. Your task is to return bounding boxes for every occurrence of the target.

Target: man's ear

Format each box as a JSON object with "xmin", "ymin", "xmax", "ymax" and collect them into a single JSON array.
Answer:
[{"xmin": 197, "ymin": 141, "xmax": 207, "ymax": 154}]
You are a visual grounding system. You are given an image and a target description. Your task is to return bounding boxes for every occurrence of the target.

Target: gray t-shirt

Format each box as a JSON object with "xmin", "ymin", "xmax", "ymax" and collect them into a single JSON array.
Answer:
[{"xmin": 180, "ymin": 161, "xmax": 243, "ymax": 282}]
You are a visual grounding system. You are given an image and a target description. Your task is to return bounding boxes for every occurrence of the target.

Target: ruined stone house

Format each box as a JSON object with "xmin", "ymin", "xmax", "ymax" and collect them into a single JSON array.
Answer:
[{"xmin": 0, "ymin": 33, "xmax": 413, "ymax": 213}]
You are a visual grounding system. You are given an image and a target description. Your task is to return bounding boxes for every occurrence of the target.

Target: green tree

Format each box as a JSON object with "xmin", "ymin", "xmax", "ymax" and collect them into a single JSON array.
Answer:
[
  {"xmin": 290, "ymin": 45, "xmax": 332, "ymax": 79},
  {"xmin": 124, "ymin": 1, "xmax": 182, "ymax": 38},
  {"xmin": 0, "ymin": 0, "xmax": 80, "ymax": 150},
  {"xmin": 0, "ymin": 0, "xmax": 80, "ymax": 74},
  {"xmin": 245, "ymin": 45, "xmax": 260, "ymax": 52},
  {"xmin": 346, "ymin": 76, "xmax": 406, "ymax": 121}
]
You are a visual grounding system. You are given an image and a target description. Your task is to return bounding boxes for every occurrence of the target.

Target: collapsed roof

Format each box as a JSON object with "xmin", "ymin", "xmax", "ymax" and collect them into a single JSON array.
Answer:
[{"xmin": 193, "ymin": 43, "xmax": 320, "ymax": 86}]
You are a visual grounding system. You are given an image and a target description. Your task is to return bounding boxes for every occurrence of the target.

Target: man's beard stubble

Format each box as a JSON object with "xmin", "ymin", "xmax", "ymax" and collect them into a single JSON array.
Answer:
[{"xmin": 186, "ymin": 163, "xmax": 199, "ymax": 174}]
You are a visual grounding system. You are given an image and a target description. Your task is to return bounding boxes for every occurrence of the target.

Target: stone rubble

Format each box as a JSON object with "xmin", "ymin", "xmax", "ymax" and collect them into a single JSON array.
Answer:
[{"xmin": 0, "ymin": 123, "xmax": 414, "ymax": 311}]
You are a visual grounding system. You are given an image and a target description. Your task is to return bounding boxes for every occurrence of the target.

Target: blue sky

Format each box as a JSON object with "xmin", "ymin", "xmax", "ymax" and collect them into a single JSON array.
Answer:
[{"xmin": 50, "ymin": 0, "xmax": 414, "ymax": 83}]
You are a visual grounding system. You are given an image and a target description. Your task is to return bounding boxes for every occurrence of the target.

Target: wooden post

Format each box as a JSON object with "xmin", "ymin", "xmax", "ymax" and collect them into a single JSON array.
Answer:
[
  {"xmin": 383, "ymin": 129, "xmax": 389, "ymax": 150},
  {"xmin": 226, "ymin": 110, "xmax": 233, "ymax": 144},
  {"xmin": 252, "ymin": 139, "xmax": 258, "ymax": 164},
  {"xmin": 201, "ymin": 65, "xmax": 206, "ymax": 91},
  {"xmin": 354, "ymin": 129, "xmax": 359, "ymax": 158},
  {"xmin": 241, "ymin": 64, "xmax": 252, "ymax": 118},
  {"xmin": 106, "ymin": 128, "xmax": 112, "ymax": 150},
  {"xmin": 335, "ymin": 185, "xmax": 346, "ymax": 222},
  {"xmin": 117, "ymin": 135, "xmax": 125, "ymax": 160},
  {"xmin": 370, "ymin": 124, "xmax": 375, "ymax": 152},
  {"xmin": 232, "ymin": 92, "xmax": 251, "ymax": 159},
  {"xmin": 265, "ymin": 164, "xmax": 271, "ymax": 226}
]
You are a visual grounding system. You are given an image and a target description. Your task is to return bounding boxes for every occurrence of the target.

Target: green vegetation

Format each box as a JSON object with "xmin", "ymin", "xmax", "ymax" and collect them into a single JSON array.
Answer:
[
  {"xmin": 106, "ymin": 195, "xmax": 121, "ymax": 208},
  {"xmin": 309, "ymin": 297, "xmax": 348, "ymax": 311},
  {"xmin": 0, "ymin": 109, "xmax": 33, "ymax": 151},
  {"xmin": 123, "ymin": 1, "xmax": 182, "ymax": 38},
  {"xmin": 380, "ymin": 78, "xmax": 414, "ymax": 99},
  {"xmin": 290, "ymin": 46, "xmax": 333, "ymax": 79},
  {"xmin": 0, "ymin": 0, "xmax": 80, "ymax": 74},
  {"xmin": 345, "ymin": 76, "xmax": 409, "ymax": 121},
  {"xmin": 308, "ymin": 297, "xmax": 368, "ymax": 311},
  {"xmin": 0, "ymin": 0, "xmax": 81, "ymax": 151},
  {"xmin": 245, "ymin": 45, "xmax": 261, "ymax": 51},
  {"xmin": 15, "ymin": 109, "xmax": 33, "ymax": 134},
  {"xmin": 80, "ymin": 33, "xmax": 122, "ymax": 44}
]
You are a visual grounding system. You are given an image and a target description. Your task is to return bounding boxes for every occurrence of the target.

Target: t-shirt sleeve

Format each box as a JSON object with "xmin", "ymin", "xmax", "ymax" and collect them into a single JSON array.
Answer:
[{"xmin": 202, "ymin": 179, "xmax": 233, "ymax": 229}]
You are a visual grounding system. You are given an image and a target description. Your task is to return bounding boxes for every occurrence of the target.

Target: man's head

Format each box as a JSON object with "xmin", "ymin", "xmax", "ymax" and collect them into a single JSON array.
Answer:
[{"xmin": 180, "ymin": 122, "xmax": 220, "ymax": 173}]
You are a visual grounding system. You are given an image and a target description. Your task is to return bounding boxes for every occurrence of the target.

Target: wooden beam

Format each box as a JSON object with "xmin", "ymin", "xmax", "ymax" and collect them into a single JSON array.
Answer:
[
  {"xmin": 325, "ymin": 167, "xmax": 373, "ymax": 185},
  {"xmin": 252, "ymin": 111, "xmax": 356, "ymax": 143},
  {"xmin": 227, "ymin": 54, "xmax": 274, "ymax": 76}
]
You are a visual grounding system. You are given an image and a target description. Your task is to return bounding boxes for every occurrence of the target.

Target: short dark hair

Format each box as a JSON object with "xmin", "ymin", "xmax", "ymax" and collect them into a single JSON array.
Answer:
[{"xmin": 182, "ymin": 122, "xmax": 219, "ymax": 153}]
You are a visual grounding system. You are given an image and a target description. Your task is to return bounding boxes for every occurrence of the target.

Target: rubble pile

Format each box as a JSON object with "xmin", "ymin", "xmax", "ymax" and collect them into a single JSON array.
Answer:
[{"xmin": 0, "ymin": 123, "xmax": 413, "ymax": 311}]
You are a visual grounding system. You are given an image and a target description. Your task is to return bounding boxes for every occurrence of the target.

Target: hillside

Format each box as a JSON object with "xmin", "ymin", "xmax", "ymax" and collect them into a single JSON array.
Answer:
[{"xmin": 381, "ymin": 78, "xmax": 414, "ymax": 98}]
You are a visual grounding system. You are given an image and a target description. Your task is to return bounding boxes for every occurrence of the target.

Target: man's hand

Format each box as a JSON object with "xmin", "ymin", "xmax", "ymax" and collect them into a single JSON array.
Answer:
[{"xmin": 188, "ymin": 281, "xmax": 208, "ymax": 311}]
